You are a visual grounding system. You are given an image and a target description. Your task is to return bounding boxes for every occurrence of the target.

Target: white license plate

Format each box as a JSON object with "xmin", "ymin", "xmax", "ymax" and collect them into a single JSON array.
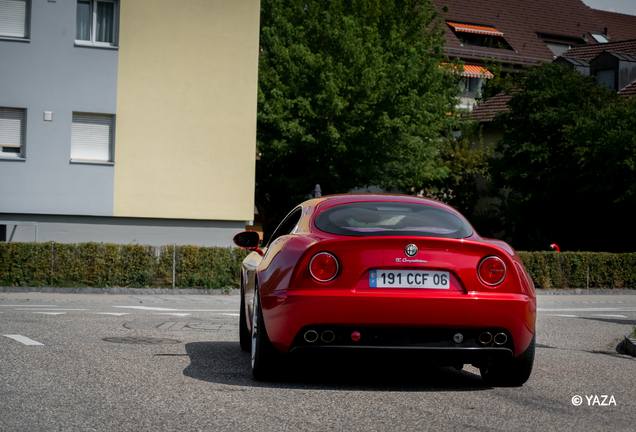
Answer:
[{"xmin": 369, "ymin": 270, "xmax": 450, "ymax": 289}]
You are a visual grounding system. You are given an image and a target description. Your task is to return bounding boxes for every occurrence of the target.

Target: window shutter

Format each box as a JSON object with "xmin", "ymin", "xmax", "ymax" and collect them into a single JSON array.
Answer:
[
  {"xmin": 0, "ymin": 0, "xmax": 28, "ymax": 38},
  {"xmin": 597, "ymin": 69, "xmax": 615, "ymax": 90},
  {"xmin": 0, "ymin": 107, "xmax": 25, "ymax": 149},
  {"xmin": 71, "ymin": 113, "xmax": 113, "ymax": 161}
]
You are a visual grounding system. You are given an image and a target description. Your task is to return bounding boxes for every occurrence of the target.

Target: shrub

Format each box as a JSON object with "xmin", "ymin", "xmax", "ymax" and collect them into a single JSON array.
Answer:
[
  {"xmin": 518, "ymin": 252, "xmax": 636, "ymax": 289},
  {"xmin": 1, "ymin": 243, "xmax": 633, "ymax": 290},
  {"xmin": 0, "ymin": 242, "xmax": 248, "ymax": 289}
]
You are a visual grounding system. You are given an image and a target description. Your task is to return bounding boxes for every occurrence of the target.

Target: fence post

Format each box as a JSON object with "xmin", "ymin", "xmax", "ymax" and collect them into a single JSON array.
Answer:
[
  {"xmin": 51, "ymin": 241, "xmax": 54, "ymax": 285},
  {"xmin": 172, "ymin": 245, "xmax": 176, "ymax": 289}
]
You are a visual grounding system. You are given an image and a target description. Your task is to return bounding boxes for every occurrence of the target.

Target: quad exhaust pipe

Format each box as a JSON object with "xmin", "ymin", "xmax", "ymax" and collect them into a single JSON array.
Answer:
[
  {"xmin": 304, "ymin": 330, "xmax": 318, "ymax": 343},
  {"xmin": 494, "ymin": 332, "xmax": 508, "ymax": 345},
  {"xmin": 321, "ymin": 330, "xmax": 335, "ymax": 343},
  {"xmin": 303, "ymin": 329, "xmax": 336, "ymax": 343},
  {"xmin": 478, "ymin": 332, "xmax": 492, "ymax": 345},
  {"xmin": 478, "ymin": 331, "xmax": 508, "ymax": 346}
]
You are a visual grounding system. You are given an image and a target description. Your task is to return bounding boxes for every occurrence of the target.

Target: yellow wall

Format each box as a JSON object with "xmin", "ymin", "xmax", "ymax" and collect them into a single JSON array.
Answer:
[{"xmin": 113, "ymin": 0, "xmax": 260, "ymax": 220}]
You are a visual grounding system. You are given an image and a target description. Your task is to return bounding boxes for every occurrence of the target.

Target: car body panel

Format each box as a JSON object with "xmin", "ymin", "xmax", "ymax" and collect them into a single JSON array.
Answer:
[{"xmin": 239, "ymin": 194, "xmax": 536, "ymax": 362}]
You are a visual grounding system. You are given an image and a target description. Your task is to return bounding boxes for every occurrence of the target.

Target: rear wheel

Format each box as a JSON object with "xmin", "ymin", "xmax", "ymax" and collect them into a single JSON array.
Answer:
[
  {"xmin": 251, "ymin": 284, "xmax": 280, "ymax": 381},
  {"xmin": 480, "ymin": 333, "xmax": 535, "ymax": 387},
  {"xmin": 239, "ymin": 284, "xmax": 250, "ymax": 351}
]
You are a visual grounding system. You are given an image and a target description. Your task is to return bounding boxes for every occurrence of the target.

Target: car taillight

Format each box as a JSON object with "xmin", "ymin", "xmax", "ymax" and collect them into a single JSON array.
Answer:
[
  {"xmin": 478, "ymin": 256, "xmax": 506, "ymax": 286},
  {"xmin": 309, "ymin": 252, "xmax": 339, "ymax": 282}
]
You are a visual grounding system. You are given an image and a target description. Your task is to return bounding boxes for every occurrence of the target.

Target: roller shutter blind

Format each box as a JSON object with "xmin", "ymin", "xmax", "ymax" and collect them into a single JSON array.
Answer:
[
  {"xmin": 0, "ymin": 0, "xmax": 29, "ymax": 38},
  {"xmin": 71, "ymin": 113, "xmax": 113, "ymax": 161},
  {"xmin": 596, "ymin": 69, "xmax": 615, "ymax": 90},
  {"xmin": 0, "ymin": 107, "xmax": 25, "ymax": 157}
]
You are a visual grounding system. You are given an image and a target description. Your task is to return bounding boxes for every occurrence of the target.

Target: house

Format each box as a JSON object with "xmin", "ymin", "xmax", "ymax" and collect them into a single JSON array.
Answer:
[
  {"xmin": 0, "ymin": 0, "xmax": 260, "ymax": 246},
  {"xmin": 472, "ymin": 38, "xmax": 636, "ymax": 128},
  {"xmin": 436, "ymin": 0, "xmax": 636, "ymax": 109},
  {"xmin": 559, "ymin": 39, "xmax": 636, "ymax": 92}
]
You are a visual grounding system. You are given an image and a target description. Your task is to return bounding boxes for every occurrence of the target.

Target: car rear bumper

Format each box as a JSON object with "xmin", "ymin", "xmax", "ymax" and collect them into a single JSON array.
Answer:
[{"xmin": 261, "ymin": 289, "xmax": 536, "ymax": 357}]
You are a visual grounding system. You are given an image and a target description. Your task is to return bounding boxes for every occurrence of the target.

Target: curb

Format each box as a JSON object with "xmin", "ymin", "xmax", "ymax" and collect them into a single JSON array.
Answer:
[
  {"xmin": 3, "ymin": 286, "xmax": 635, "ymax": 296},
  {"xmin": 536, "ymin": 289, "xmax": 636, "ymax": 295},
  {"xmin": 622, "ymin": 334, "xmax": 636, "ymax": 357},
  {"xmin": 0, "ymin": 286, "xmax": 239, "ymax": 295}
]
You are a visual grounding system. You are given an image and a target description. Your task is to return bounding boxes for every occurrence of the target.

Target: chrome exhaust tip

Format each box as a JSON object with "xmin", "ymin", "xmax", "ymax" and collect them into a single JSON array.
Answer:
[
  {"xmin": 478, "ymin": 332, "xmax": 493, "ymax": 345},
  {"xmin": 304, "ymin": 330, "xmax": 318, "ymax": 343},
  {"xmin": 494, "ymin": 333, "xmax": 508, "ymax": 345},
  {"xmin": 321, "ymin": 330, "xmax": 335, "ymax": 343}
]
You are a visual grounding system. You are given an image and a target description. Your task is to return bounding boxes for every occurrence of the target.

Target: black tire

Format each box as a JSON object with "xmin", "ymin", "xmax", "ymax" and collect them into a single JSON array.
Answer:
[
  {"xmin": 251, "ymin": 284, "xmax": 281, "ymax": 381},
  {"xmin": 239, "ymin": 284, "xmax": 250, "ymax": 352},
  {"xmin": 480, "ymin": 332, "xmax": 535, "ymax": 387}
]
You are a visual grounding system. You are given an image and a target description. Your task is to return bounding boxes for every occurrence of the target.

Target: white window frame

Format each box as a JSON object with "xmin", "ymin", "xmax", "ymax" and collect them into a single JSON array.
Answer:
[
  {"xmin": 0, "ymin": 107, "xmax": 26, "ymax": 159},
  {"xmin": 75, "ymin": 0, "xmax": 119, "ymax": 48},
  {"xmin": 0, "ymin": 0, "xmax": 30, "ymax": 40},
  {"xmin": 70, "ymin": 112, "xmax": 115, "ymax": 164}
]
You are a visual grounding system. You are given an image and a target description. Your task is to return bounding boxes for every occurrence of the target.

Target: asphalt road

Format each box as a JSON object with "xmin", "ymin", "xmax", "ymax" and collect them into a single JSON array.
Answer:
[{"xmin": 1, "ymin": 292, "xmax": 635, "ymax": 431}]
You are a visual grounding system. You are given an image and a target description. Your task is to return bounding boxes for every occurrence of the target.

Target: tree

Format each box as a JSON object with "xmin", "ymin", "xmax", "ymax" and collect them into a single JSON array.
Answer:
[
  {"xmin": 490, "ymin": 62, "xmax": 636, "ymax": 252},
  {"xmin": 421, "ymin": 120, "xmax": 492, "ymax": 218},
  {"xmin": 256, "ymin": 0, "xmax": 463, "ymax": 238}
]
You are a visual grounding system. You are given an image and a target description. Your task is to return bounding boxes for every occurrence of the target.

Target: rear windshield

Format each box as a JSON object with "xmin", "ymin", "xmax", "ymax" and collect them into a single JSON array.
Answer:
[{"xmin": 314, "ymin": 202, "xmax": 472, "ymax": 238}]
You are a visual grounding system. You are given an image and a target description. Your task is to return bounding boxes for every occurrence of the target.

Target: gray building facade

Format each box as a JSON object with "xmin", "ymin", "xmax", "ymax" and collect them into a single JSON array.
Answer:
[{"xmin": 0, "ymin": 0, "xmax": 251, "ymax": 246}]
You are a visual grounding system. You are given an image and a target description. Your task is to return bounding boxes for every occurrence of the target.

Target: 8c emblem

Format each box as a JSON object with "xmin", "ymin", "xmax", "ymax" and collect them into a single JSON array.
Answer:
[{"xmin": 405, "ymin": 244, "xmax": 418, "ymax": 257}]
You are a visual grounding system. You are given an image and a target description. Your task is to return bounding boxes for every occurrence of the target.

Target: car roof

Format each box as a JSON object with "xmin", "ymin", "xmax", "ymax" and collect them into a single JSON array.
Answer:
[{"xmin": 302, "ymin": 193, "xmax": 461, "ymax": 215}]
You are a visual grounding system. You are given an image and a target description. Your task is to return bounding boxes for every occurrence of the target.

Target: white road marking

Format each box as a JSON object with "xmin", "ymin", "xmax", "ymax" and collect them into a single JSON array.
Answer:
[
  {"xmin": 0, "ymin": 305, "xmax": 58, "ymax": 307},
  {"xmin": 156, "ymin": 313, "xmax": 191, "ymax": 317},
  {"xmin": 114, "ymin": 306, "xmax": 238, "ymax": 312},
  {"xmin": 93, "ymin": 313, "xmax": 129, "ymax": 316},
  {"xmin": 16, "ymin": 309, "xmax": 88, "ymax": 311},
  {"xmin": 219, "ymin": 313, "xmax": 240, "ymax": 317},
  {"xmin": 591, "ymin": 314, "xmax": 628, "ymax": 318},
  {"xmin": 538, "ymin": 308, "xmax": 636, "ymax": 312},
  {"xmin": 33, "ymin": 312, "xmax": 66, "ymax": 315},
  {"xmin": 544, "ymin": 314, "xmax": 579, "ymax": 317},
  {"xmin": 3, "ymin": 335, "xmax": 44, "ymax": 346}
]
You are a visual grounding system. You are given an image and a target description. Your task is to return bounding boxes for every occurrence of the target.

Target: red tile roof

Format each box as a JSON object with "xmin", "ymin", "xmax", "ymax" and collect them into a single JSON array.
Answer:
[
  {"xmin": 563, "ymin": 38, "xmax": 636, "ymax": 58},
  {"xmin": 470, "ymin": 92, "xmax": 512, "ymax": 122},
  {"xmin": 591, "ymin": 9, "xmax": 636, "ymax": 43},
  {"xmin": 437, "ymin": 0, "xmax": 608, "ymax": 64},
  {"xmin": 435, "ymin": 1, "xmax": 636, "ymax": 66},
  {"xmin": 619, "ymin": 80, "xmax": 636, "ymax": 99}
]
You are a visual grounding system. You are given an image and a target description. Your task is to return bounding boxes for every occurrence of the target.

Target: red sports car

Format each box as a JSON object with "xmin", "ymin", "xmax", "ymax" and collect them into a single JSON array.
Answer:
[{"xmin": 233, "ymin": 194, "xmax": 536, "ymax": 385}]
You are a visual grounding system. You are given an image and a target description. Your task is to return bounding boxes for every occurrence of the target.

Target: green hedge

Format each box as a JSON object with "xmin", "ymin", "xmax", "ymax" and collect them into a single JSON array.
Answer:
[
  {"xmin": 1, "ymin": 243, "xmax": 634, "ymax": 290},
  {"xmin": 518, "ymin": 252, "xmax": 636, "ymax": 289},
  {"xmin": 0, "ymin": 242, "xmax": 248, "ymax": 289}
]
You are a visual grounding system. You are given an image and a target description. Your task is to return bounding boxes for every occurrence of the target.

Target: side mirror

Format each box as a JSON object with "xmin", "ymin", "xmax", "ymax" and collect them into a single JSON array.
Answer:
[{"xmin": 233, "ymin": 231, "xmax": 263, "ymax": 255}]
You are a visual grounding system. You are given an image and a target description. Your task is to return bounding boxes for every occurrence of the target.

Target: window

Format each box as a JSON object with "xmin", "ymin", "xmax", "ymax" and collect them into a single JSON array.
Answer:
[
  {"xmin": 596, "ymin": 69, "xmax": 616, "ymax": 90},
  {"xmin": 71, "ymin": 113, "xmax": 114, "ymax": 162},
  {"xmin": 462, "ymin": 77, "xmax": 483, "ymax": 96},
  {"xmin": 446, "ymin": 22, "xmax": 513, "ymax": 51},
  {"xmin": 546, "ymin": 42, "xmax": 571, "ymax": 57},
  {"xmin": 315, "ymin": 202, "xmax": 473, "ymax": 239},
  {"xmin": 267, "ymin": 207, "xmax": 302, "ymax": 247},
  {"xmin": 0, "ymin": 0, "xmax": 29, "ymax": 39},
  {"xmin": 0, "ymin": 107, "xmax": 26, "ymax": 158},
  {"xmin": 75, "ymin": 0, "xmax": 118, "ymax": 47},
  {"xmin": 591, "ymin": 34, "xmax": 609, "ymax": 44}
]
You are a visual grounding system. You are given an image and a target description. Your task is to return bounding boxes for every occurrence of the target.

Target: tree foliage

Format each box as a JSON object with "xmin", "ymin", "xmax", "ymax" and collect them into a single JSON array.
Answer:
[
  {"xmin": 491, "ymin": 62, "xmax": 636, "ymax": 252},
  {"xmin": 421, "ymin": 121, "xmax": 492, "ymax": 217},
  {"xmin": 256, "ymin": 0, "xmax": 463, "ymax": 238}
]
